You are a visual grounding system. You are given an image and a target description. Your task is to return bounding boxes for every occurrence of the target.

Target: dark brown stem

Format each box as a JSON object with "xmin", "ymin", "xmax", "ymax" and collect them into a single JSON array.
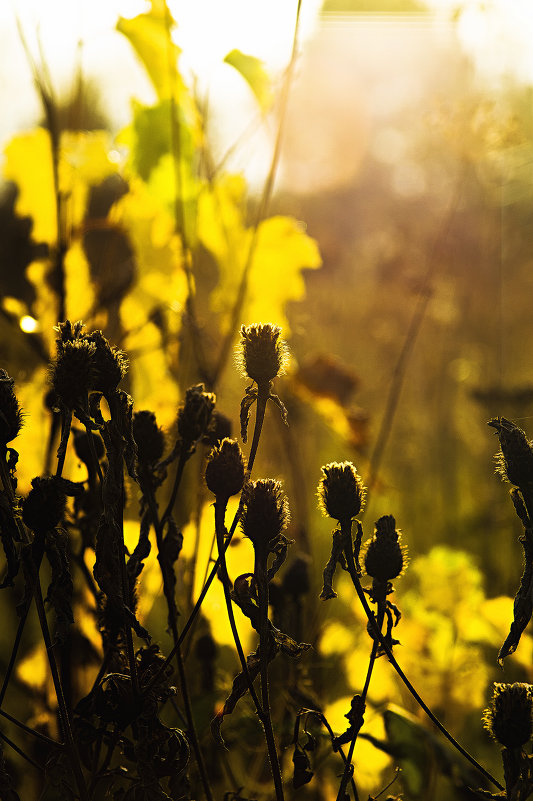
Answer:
[
  {"xmin": 255, "ymin": 548, "xmax": 285, "ymax": 801},
  {"xmin": 214, "ymin": 500, "xmax": 264, "ymax": 715},
  {"xmin": 340, "ymin": 529, "xmax": 504, "ymax": 793}
]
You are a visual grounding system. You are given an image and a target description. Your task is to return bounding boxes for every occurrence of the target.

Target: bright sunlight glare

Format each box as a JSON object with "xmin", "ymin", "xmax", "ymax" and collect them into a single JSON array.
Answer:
[{"xmin": 19, "ymin": 315, "xmax": 38, "ymax": 334}]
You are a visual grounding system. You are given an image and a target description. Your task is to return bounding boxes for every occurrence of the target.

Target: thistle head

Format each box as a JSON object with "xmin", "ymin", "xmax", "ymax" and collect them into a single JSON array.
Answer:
[
  {"xmin": 205, "ymin": 438, "xmax": 246, "ymax": 500},
  {"xmin": 318, "ymin": 461, "xmax": 366, "ymax": 522},
  {"xmin": 87, "ymin": 330, "xmax": 128, "ymax": 395},
  {"xmin": 51, "ymin": 339, "xmax": 97, "ymax": 411},
  {"xmin": 363, "ymin": 515, "xmax": 406, "ymax": 582},
  {"xmin": 240, "ymin": 478, "xmax": 290, "ymax": 550},
  {"xmin": 0, "ymin": 370, "xmax": 23, "ymax": 446},
  {"xmin": 177, "ymin": 384, "xmax": 216, "ymax": 448},
  {"xmin": 133, "ymin": 410, "xmax": 166, "ymax": 468},
  {"xmin": 237, "ymin": 323, "xmax": 288, "ymax": 385},
  {"xmin": 488, "ymin": 417, "xmax": 533, "ymax": 488},
  {"xmin": 483, "ymin": 683, "xmax": 533, "ymax": 749}
]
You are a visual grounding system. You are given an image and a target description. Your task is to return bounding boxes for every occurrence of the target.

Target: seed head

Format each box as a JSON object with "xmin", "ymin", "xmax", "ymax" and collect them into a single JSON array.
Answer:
[
  {"xmin": 87, "ymin": 330, "xmax": 128, "ymax": 395},
  {"xmin": 237, "ymin": 323, "xmax": 288, "ymax": 385},
  {"xmin": 240, "ymin": 478, "xmax": 289, "ymax": 549},
  {"xmin": 318, "ymin": 461, "xmax": 366, "ymax": 522},
  {"xmin": 205, "ymin": 438, "xmax": 246, "ymax": 500},
  {"xmin": 488, "ymin": 417, "xmax": 533, "ymax": 488},
  {"xmin": 483, "ymin": 683, "xmax": 533, "ymax": 749},
  {"xmin": 55, "ymin": 319, "xmax": 86, "ymax": 347},
  {"xmin": 177, "ymin": 384, "xmax": 216, "ymax": 448},
  {"xmin": 51, "ymin": 339, "xmax": 97, "ymax": 410},
  {"xmin": 364, "ymin": 515, "xmax": 406, "ymax": 582},
  {"xmin": 133, "ymin": 410, "xmax": 166, "ymax": 467},
  {"xmin": 22, "ymin": 476, "xmax": 67, "ymax": 535},
  {"xmin": 0, "ymin": 370, "xmax": 23, "ymax": 446}
]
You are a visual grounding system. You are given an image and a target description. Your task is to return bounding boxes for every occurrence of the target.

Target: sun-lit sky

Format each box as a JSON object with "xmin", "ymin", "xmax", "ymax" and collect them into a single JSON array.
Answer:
[{"xmin": 1, "ymin": 0, "xmax": 533, "ymax": 191}]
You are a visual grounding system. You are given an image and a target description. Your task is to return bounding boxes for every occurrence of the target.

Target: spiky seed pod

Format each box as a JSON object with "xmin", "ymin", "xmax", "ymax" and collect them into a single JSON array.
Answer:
[
  {"xmin": 488, "ymin": 417, "xmax": 533, "ymax": 488},
  {"xmin": 177, "ymin": 384, "xmax": 216, "ymax": 447},
  {"xmin": 205, "ymin": 438, "xmax": 246, "ymax": 500},
  {"xmin": 237, "ymin": 323, "xmax": 288, "ymax": 385},
  {"xmin": 87, "ymin": 330, "xmax": 128, "ymax": 395},
  {"xmin": 364, "ymin": 515, "xmax": 406, "ymax": 582},
  {"xmin": 0, "ymin": 370, "xmax": 23, "ymax": 446},
  {"xmin": 51, "ymin": 339, "xmax": 97, "ymax": 410},
  {"xmin": 22, "ymin": 476, "xmax": 67, "ymax": 535},
  {"xmin": 240, "ymin": 478, "xmax": 290, "ymax": 549},
  {"xmin": 133, "ymin": 410, "xmax": 166, "ymax": 467},
  {"xmin": 483, "ymin": 683, "xmax": 533, "ymax": 749},
  {"xmin": 318, "ymin": 461, "xmax": 366, "ymax": 522}
]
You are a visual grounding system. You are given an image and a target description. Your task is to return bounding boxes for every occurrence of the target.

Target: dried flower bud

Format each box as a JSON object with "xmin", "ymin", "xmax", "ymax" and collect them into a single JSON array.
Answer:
[
  {"xmin": 51, "ymin": 339, "xmax": 97, "ymax": 410},
  {"xmin": 237, "ymin": 323, "xmax": 288, "ymax": 385},
  {"xmin": 483, "ymin": 683, "xmax": 533, "ymax": 749},
  {"xmin": 133, "ymin": 410, "xmax": 165, "ymax": 467},
  {"xmin": 0, "ymin": 370, "xmax": 23, "ymax": 446},
  {"xmin": 22, "ymin": 476, "xmax": 67, "ymax": 535},
  {"xmin": 364, "ymin": 515, "xmax": 406, "ymax": 582},
  {"xmin": 177, "ymin": 384, "xmax": 216, "ymax": 447},
  {"xmin": 240, "ymin": 479, "xmax": 290, "ymax": 548},
  {"xmin": 87, "ymin": 330, "xmax": 128, "ymax": 395},
  {"xmin": 488, "ymin": 417, "xmax": 533, "ymax": 488},
  {"xmin": 205, "ymin": 438, "xmax": 246, "ymax": 499},
  {"xmin": 318, "ymin": 461, "xmax": 366, "ymax": 522}
]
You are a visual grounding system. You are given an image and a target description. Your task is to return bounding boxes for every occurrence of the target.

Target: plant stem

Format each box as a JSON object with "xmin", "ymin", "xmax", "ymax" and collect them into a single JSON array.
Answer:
[
  {"xmin": 211, "ymin": 0, "xmax": 303, "ymax": 387},
  {"xmin": 34, "ymin": 577, "xmax": 90, "ymax": 801},
  {"xmin": 341, "ymin": 531, "xmax": 504, "ymax": 793},
  {"xmin": 161, "ymin": 448, "xmax": 189, "ymax": 525},
  {"xmin": 247, "ymin": 384, "xmax": 269, "ymax": 476},
  {"xmin": 141, "ymin": 477, "xmax": 215, "ymax": 801},
  {"xmin": 336, "ymin": 566, "xmax": 384, "ymax": 801},
  {"xmin": 0, "ymin": 707, "xmax": 62, "ymax": 749},
  {"xmin": 255, "ymin": 549, "xmax": 285, "ymax": 801},
  {"xmin": 214, "ymin": 500, "xmax": 264, "ymax": 715}
]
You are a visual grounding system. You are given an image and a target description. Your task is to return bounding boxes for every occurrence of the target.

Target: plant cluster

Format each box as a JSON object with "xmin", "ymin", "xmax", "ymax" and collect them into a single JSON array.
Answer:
[{"xmin": 0, "ymin": 321, "xmax": 532, "ymax": 800}]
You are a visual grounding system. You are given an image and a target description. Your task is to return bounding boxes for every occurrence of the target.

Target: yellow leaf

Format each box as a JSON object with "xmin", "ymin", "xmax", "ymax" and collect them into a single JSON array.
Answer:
[
  {"xmin": 64, "ymin": 240, "xmax": 95, "ymax": 322},
  {"xmin": 117, "ymin": 3, "xmax": 184, "ymax": 101},
  {"xmin": 224, "ymin": 49, "xmax": 273, "ymax": 113},
  {"xmin": 3, "ymin": 129, "xmax": 56, "ymax": 244}
]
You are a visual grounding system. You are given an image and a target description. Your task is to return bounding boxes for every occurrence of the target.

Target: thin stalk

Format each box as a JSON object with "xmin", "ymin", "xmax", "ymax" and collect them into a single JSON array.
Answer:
[
  {"xmin": 161, "ymin": 448, "xmax": 189, "ymax": 525},
  {"xmin": 141, "ymin": 477, "xmax": 215, "ymax": 801},
  {"xmin": 0, "ymin": 728, "xmax": 44, "ymax": 772},
  {"xmin": 211, "ymin": 0, "xmax": 303, "ymax": 387},
  {"xmin": 148, "ymin": 380, "xmax": 268, "ymax": 687},
  {"xmin": 255, "ymin": 549, "xmax": 285, "ymax": 801},
  {"xmin": 336, "ymin": 573, "xmax": 384, "ymax": 801},
  {"xmin": 214, "ymin": 500, "xmax": 264, "ymax": 715},
  {"xmin": 33, "ymin": 578, "xmax": 90, "ymax": 801},
  {"xmin": 341, "ymin": 533, "xmax": 504, "ymax": 793},
  {"xmin": 0, "ymin": 708, "xmax": 62, "ymax": 749},
  {"xmin": 117, "ymin": 474, "xmax": 139, "ymax": 699}
]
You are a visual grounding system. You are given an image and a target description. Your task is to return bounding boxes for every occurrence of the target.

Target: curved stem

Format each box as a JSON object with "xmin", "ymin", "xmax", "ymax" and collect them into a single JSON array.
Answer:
[
  {"xmin": 214, "ymin": 500, "xmax": 264, "ymax": 715},
  {"xmin": 336, "ymin": 598, "xmax": 383, "ymax": 801},
  {"xmin": 161, "ymin": 448, "xmax": 189, "ymax": 525},
  {"xmin": 34, "ymin": 578, "xmax": 90, "ymax": 801},
  {"xmin": 255, "ymin": 549, "xmax": 285, "ymax": 801},
  {"xmin": 340, "ymin": 526, "xmax": 504, "ymax": 793},
  {"xmin": 247, "ymin": 385, "xmax": 269, "ymax": 476},
  {"xmin": 141, "ymin": 477, "xmax": 215, "ymax": 801},
  {"xmin": 211, "ymin": 0, "xmax": 303, "ymax": 387}
]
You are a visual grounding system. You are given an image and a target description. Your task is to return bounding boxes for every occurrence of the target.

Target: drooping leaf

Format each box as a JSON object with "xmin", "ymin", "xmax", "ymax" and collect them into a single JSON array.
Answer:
[
  {"xmin": 44, "ymin": 527, "xmax": 74, "ymax": 644},
  {"xmin": 223, "ymin": 49, "xmax": 273, "ymax": 113},
  {"xmin": 117, "ymin": 2, "xmax": 184, "ymax": 101}
]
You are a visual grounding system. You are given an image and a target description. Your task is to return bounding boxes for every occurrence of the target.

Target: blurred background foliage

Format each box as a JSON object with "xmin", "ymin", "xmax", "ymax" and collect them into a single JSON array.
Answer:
[{"xmin": 1, "ymin": 0, "xmax": 532, "ymax": 798}]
